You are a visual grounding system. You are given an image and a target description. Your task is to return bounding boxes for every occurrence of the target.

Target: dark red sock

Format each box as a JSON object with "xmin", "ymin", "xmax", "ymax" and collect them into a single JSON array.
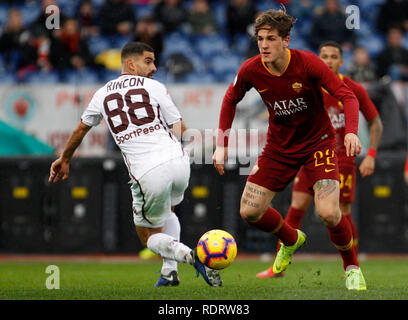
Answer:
[
  {"xmin": 344, "ymin": 213, "xmax": 358, "ymax": 254},
  {"xmin": 248, "ymin": 206, "xmax": 298, "ymax": 246},
  {"xmin": 276, "ymin": 206, "xmax": 306, "ymax": 252},
  {"xmin": 285, "ymin": 206, "xmax": 306, "ymax": 229},
  {"xmin": 327, "ymin": 214, "xmax": 358, "ymax": 270}
]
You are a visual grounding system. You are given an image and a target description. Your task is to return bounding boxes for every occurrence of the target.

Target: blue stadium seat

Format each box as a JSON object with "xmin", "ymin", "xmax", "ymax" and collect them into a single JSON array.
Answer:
[
  {"xmin": 25, "ymin": 71, "xmax": 59, "ymax": 84},
  {"xmin": 63, "ymin": 69, "xmax": 99, "ymax": 84},
  {"xmin": 153, "ymin": 68, "xmax": 168, "ymax": 84},
  {"xmin": 256, "ymin": 0, "xmax": 282, "ymax": 12},
  {"xmin": 162, "ymin": 33, "xmax": 194, "ymax": 60},
  {"xmin": 193, "ymin": 34, "xmax": 230, "ymax": 59},
  {"xmin": 340, "ymin": 50, "xmax": 353, "ymax": 73},
  {"xmin": 358, "ymin": 0, "xmax": 382, "ymax": 25},
  {"xmin": 88, "ymin": 35, "xmax": 114, "ymax": 56},
  {"xmin": 183, "ymin": 71, "xmax": 216, "ymax": 84},
  {"xmin": 133, "ymin": 4, "xmax": 153, "ymax": 20},
  {"xmin": 358, "ymin": 0, "xmax": 385, "ymax": 9},
  {"xmin": 211, "ymin": 2, "xmax": 227, "ymax": 30},
  {"xmin": 295, "ymin": 18, "xmax": 312, "ymax": 38},
  {"xmin": 217, "ymin": 71, "xmax": 237, "ymax": 84},
  {"xmin": 0, "ymin": 5, "xmax": 8, "ymax": 28},
  {"xmin": 358, "ymin": 20, "xmax": 374, "ymax": 38},
  {"xmin": 402, "ymin": 33, "xmax": 408, "ymax": 49},
  {"xmin": 210, "ymin": 53, "xmax": 241, "ymax": 77},
  {"xmin": 19, "ymin": 3, "xmax": 41, "ymax": 27},
  {"xmin": 188, "ymin": 52, "xmax": 206, "ymax": 73},
  {"xmin": 0, "ymin": 54, "xmax": 5, "ymax": 73},
  {"xmin": 0, "ymin": 74, "xmax": 16, "ymax": 84},
  {"xmin": 112, "ymin": 35, "xmax": 132, "ymax": 49},
  {"xmin": 357, "ymin": 34, "xmax": 385, "ymax": 57},
  {"xmin": 232, "ymin": 34, "xmax": 251, "ymax": 56},
  {"xmin": 57, "ymin": 0, "xmax": 80, "ymax": 17},
  {"xmin": 101, "ymin": 69, "xmax": 120, "ymax": 83},
  {"xmin": 289, "ymin": 37, "xmax": 309, "ymax": 51},
  {"xmin": 91, "ymin": 0, "xmax": 105, "ymax": 8}
]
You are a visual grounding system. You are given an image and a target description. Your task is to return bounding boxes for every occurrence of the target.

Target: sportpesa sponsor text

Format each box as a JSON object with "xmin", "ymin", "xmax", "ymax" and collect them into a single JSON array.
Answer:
[{"xmin": 115, "ymin": 123, "xmax": 161, "ymax": 144}]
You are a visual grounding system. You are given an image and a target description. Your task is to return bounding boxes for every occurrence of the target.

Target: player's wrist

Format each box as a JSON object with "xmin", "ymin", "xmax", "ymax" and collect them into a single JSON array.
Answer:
[{"xmin": 367, "ymin": 148, "xmax": 377, "ymax": 158}]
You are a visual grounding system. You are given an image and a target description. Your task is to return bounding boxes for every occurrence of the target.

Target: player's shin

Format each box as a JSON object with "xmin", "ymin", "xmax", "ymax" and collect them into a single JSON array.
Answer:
[
  {"xmin": 285, "ymin": 206, "xmax": 306, "ymax": 230},
  {"xmin": 327, "ymin": 214, "xmax": 358, "ymax": 269},
  {"xmin": 344, "ymin": 213, "xmax": 358, "ymax": 254},
  {"xmin": 275, "ymin": 206, "xmax": 306, "ymax": 251},
  {"xmin": 161, "ymin": 214, "xmax": 181, "ymax": 275},
  {"xmin": 147, "ymin": 233, "xmax": 194, "ymax": 264},
  {"xmin": 247, "ymin": 206, "xmax": 299, "ymax": 246}
]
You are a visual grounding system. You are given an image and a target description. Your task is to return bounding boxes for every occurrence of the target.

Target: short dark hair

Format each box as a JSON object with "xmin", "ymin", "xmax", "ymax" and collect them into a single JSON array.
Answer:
[
  {"xmin": 254, "ymin": 7, "xmax": 296, "ymax": 38},
  {"xmin": 318, "ymin": 41, "xmax": 343, "ymax": 57},
  {"xmin": 121, "ymin": 42, "xmax": 154, "ymax": 62}
]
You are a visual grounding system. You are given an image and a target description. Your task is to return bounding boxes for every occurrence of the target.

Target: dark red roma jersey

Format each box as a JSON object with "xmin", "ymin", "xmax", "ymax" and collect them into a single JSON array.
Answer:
[{"xmin": 217, "ymin": 49, "xmax": 360, "ymax": 157}]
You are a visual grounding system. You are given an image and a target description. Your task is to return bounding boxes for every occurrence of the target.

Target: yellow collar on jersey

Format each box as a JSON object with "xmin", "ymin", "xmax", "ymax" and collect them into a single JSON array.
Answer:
[{"xmin": 261, "ymin": 48, "xmax": 291, "ymax": 76}]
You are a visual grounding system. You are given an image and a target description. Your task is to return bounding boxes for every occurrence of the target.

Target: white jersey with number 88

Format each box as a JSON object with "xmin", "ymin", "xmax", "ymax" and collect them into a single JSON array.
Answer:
[{"xmin": 81, "ymin": 74, "xmax": 184, "ymax": 180}]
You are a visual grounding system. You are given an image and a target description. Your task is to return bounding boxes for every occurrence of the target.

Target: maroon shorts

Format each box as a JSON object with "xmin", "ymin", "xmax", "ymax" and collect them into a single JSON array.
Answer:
[
  {"xmin": 293, "ymin": 161, "xmax": 356, "ymax": 203},
  {"xmin": 247, "ymin": 143, "xmax": 339, "ymax": 192}
]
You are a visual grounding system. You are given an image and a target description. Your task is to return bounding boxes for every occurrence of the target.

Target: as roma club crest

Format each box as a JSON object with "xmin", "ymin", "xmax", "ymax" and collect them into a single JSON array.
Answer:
[{"xmin": 292, "ymin": 82, "xmax": 303, "ymax": 93}]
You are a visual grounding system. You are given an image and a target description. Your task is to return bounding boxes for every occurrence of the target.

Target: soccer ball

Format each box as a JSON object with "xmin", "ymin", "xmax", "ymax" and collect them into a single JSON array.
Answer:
[{"xmin": 196, "ymin": 229, "xmax": 237, "ymax": 270}]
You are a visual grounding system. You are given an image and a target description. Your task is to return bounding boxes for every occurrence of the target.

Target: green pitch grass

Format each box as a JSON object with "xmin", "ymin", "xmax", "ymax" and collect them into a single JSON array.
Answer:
[{"xmin": 0, "ymin": 258, "xmax": 407, "ymax": 300}]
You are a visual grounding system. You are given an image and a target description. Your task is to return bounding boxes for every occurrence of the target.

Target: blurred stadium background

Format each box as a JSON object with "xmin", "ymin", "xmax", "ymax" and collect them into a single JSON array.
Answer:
[{"xmin": 0, "ymin": 0, "xmax": 407, "ymax": 256}]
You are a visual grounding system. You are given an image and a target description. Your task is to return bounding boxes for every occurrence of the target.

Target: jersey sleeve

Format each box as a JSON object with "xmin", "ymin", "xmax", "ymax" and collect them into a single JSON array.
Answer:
[
  {"xmin": 348, "ymin": 79, "xmax": 379, "ymax": 122},
  {"xmin": 217, "ymin": 64, "xmax": 252, "ymax": 146},
  {"xmin": 305, "ymin": 51, "xmax": 360, "ymax": 135},
  {"xmin": 81, "ymin": 89, "xmax": 103, "ymax": 127},
  {"xmin": 155, "ymin": 82, "xmax": 182, "ymax": 126}
]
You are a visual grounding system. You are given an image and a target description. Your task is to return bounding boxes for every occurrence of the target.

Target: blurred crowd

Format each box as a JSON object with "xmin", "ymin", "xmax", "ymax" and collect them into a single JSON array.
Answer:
[{"xmin": 0, "ymin": 0, "xmax": 407, "ymax": 83}]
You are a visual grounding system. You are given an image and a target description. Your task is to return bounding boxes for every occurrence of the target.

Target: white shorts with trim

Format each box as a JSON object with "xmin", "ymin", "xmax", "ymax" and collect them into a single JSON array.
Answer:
[{"xmin": 132, "ymin": 153, "xmax": 190, "ymax": 228}]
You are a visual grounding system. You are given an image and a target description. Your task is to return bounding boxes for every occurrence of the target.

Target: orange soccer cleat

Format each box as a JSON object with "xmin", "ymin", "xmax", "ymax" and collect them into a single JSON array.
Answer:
[{"xmin": 256, "ymin": 266, "xmax": 285, "ymax": 279}]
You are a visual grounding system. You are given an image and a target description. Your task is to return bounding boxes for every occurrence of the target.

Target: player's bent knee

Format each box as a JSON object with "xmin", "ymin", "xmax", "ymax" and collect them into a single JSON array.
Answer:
[
  {"xmin": 291, "ymin": 191, "xmax": 313, "ymax": 211},
  {"xmin": 240, "ymin": 203, "xmax": 264, "ymax": 222},
  {"xmin": 136, "ymin": 226, "xmax": 162, "ymax": 247},
  {"xmin": 316, "ymin": 205, "xmax": 341, "ymax": 227},
  {"xmin": 146, "ymin": 233, "xmax": 166, "ymax": 251}
]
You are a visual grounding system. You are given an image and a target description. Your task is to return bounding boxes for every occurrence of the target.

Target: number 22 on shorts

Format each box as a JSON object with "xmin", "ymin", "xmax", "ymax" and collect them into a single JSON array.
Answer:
[{"xmin": 314, "ymin": 148, "xmax": 336, "ymax": 172}]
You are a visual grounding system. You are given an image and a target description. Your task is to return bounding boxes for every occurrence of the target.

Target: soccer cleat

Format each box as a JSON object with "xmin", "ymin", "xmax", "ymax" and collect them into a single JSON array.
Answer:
[
  {"xmin": 154, "ymin": 270, "xmax": 180, "ymax": 287},
  {"xmin": 191, "ymin": 249, "xmax": 222, "ymax": 287},
  {"xmin": 256, "ymin": 267, "xmax": 285, "ymax": 279},
  {"xmin": 272, "ymin": 229, "xmax": 306, "ymax": 274},
  {"xmin": 345, "ymin": 267, "xmax": 367, "ymax": 290}
]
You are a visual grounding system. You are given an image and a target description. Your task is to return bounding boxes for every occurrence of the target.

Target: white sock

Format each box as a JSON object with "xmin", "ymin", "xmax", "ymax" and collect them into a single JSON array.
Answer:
[
  {"xmin": 147, "ymin": 232, "xmax": 194, "ymax": 265},
  {"xmin": 161, "ymin": 214, "xmax": 181, "ymax": 275}
]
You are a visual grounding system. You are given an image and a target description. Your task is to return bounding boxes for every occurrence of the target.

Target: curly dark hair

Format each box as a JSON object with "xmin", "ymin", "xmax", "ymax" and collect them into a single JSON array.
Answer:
[{"xmin": 254, "ymin": 7, "xmax": 297, "ymax": 38}]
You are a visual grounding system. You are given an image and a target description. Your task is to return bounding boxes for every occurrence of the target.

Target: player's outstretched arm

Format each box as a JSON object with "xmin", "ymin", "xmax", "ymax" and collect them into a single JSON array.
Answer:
[
  {"xmin": 212, "ymin": 146, "xmax": 228, "ymax": 175},
  {"xmin": 49, "ymin": 121, "xmax": 92, "ymax": 183},
  {"xmin": 344, "ymin": 133, "xmax": 362, "ymax": 157},
  {"xmin": 359, "ymin": 115, "xmax": 383, "ymax": 177}
]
